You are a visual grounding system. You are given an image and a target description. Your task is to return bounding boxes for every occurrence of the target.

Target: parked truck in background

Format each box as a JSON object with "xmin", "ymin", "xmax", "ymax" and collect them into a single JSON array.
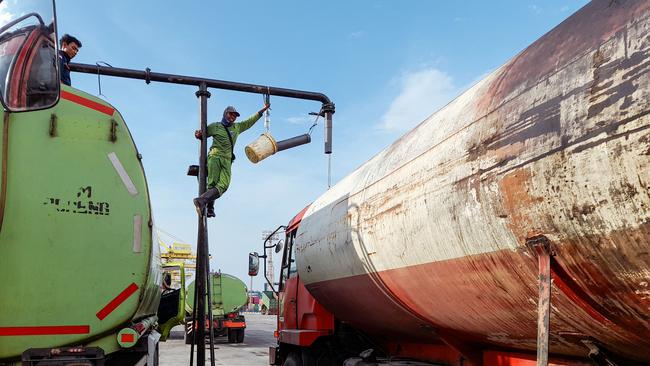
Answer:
[
  {"xmin": 260, "ymin": 291, "xmax": 278, "ymax": 316},
  {"xmin": 248, "ymin": 291, "xmax": 262, "ymax": 312},
  {"xmin": 185, "ymin": 272, "xmax": 248, "ymax": 344},
  {"xmin": 251, "ymin": 1, "xmax": 650, "ymax": 365}
]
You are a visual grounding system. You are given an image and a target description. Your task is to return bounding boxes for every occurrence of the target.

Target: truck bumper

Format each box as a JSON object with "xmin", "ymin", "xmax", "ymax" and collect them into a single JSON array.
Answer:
[
  {"xmin": 223, "ymin": 319, "xmax": 246, "ymax": 329},
  {"xmin": 22, "ymin": 347, "xmax": 105, "ymax": 365}
]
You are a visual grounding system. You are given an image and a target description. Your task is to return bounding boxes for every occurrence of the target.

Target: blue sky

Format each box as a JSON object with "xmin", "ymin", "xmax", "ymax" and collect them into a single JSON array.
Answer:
[{"xmin": 55, "ymin": 0, "xmax": 589, "ymax": 290}]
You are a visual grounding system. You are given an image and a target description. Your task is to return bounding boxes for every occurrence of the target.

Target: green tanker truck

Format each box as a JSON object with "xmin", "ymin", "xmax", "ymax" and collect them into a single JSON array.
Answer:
[
  {"xmin": 184, "ymin": 272, "xmax": 248, "ymax": 344},
  {"xmin": 0, "ymin": 2, "xmax": 184, "ymax": 365},
  {"xmin": 260, "ymin": 290, "xmax": 278, "ymax": 315}
]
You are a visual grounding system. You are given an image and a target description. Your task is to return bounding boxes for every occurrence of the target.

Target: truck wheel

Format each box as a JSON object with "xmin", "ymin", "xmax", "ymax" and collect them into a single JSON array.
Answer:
[
  {"xmin": 236, "ymin": 328, "xmax": 245, "ymax": 343},
  {"xmin": 282, "ymin": 352, "xmax": 303, "ymax": 366},
  {"xmin": 283, "ymin": 351, "xmax": 302, "ymax": 366},
  {"xmin": 227, "ymin": 328, "xmax": 236, "ymax": 343}
]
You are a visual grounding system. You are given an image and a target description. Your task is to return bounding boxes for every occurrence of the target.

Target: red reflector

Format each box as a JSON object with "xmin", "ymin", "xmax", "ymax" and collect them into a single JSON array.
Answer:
[
  {"xmin": 274, "ymin": 330, "xmax": 279, "ymax": 338},
  {"xmin": 121, "ymin": 333, "xmax": 135, "ymax": 343},
  {"xmin": 227, "ymin": 313, "xmax": 236, "ymax": 318}
]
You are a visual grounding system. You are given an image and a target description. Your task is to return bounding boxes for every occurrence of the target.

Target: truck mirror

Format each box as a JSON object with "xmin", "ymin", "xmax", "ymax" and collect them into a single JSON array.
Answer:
[
  {"xmin": 0, "ymin": 1, "xmax": 60, "ymax": 112},
  {"xmin": 248, "ymin": 252, "xmax": 259, "ymax": 276},
  {"xmin": 274, "ymin": 241, "xmax": 283, "ymax": 254}
]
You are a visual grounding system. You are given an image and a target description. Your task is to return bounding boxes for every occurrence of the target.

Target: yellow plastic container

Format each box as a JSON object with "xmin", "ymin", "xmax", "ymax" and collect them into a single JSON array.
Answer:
[{"xmin": 245, "ymin": 132, "xmax": 278, "ymax": 163}]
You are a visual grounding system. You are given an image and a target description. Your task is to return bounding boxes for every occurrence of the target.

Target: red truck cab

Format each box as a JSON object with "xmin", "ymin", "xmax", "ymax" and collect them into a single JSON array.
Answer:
[{"xmin": 270, "ymin": 206, "xmax": 335, "ymax": 365}]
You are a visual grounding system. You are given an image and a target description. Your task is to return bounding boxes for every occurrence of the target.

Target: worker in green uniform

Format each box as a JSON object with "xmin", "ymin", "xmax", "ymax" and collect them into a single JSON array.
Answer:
[{"xmin": 193, "ymin": 103, "xmax": 270, "ymax": 217}]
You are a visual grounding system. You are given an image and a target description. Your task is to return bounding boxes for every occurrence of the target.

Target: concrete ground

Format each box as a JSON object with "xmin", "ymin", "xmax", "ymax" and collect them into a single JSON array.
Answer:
[{"xmin": 160, "ymin": 313, "xmax": 276, "ymax": 366}]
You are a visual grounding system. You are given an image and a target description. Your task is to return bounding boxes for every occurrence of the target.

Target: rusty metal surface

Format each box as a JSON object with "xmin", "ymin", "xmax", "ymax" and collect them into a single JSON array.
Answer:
[
  {"xmin": 295, "ymin": 0, "xmax": 650, "ymax": 363},
  {"xmin": 528, "ymin": 236, "xmax": 554, "ymax": 366}
]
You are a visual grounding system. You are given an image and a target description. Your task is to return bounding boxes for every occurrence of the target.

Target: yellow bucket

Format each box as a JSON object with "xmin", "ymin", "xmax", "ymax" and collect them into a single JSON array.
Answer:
[{"xmin": 245, "ymin": 132, "xmax": 278, "ymax": 163}]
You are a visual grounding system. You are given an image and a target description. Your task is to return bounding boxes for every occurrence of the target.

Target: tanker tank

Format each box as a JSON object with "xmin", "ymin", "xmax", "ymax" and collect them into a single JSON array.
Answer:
[
  {"xmin": 0, "ymin": 56, "xmax": 161, "ymax": 363},
  {"xmin": 184, "ymin": 272, "xmax": 248, "ymax": 344},
  {"xmin": 0, "ymin": 5, "xmax": 165, "ymax": 364},
  {"xmin": 186, "ymin": 272, "xmax": 249, "ymax": 316},
  {"xmin": 295, "ymin": 0, "xmax": 650, "ymax": 363}
]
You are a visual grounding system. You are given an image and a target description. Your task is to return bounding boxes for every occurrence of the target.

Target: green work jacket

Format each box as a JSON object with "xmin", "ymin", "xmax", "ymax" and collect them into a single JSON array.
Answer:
[{"xmin": 206, "ymin": 112, "xmax": 262, "ymax": 160}]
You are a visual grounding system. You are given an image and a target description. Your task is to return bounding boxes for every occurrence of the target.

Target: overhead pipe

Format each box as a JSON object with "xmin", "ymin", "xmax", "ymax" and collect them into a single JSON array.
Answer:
[
  {"xmin": 70, "ymin": 63, "xmax": 335, "ymax": 154},
  {"xmin": 276, "ymin": 134, "xmax": 311, "ymax": 152},
  {"xmin": 68, "ymin": 63, "xmax": 334, "ymax": 108}
]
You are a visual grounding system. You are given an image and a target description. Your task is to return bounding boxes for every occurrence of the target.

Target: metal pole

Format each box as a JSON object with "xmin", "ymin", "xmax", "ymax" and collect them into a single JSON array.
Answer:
[
  {"xmin": 205, "ymin": 261, "xmax": 216, "ymax": 365},
  {"xmin": 189, "ymin": 270, "xmax": 198, "ymax": 366},
  {"xmin": 536, "ymin": 249, "xmax": 551, "ymax": 366},
  {"xmin": 193, "ymin": 82, "xmax": 211, "ymax": 366},
  {"xmin": 527, "ymin": 236, "xmax": 553, "ymax": 366}
]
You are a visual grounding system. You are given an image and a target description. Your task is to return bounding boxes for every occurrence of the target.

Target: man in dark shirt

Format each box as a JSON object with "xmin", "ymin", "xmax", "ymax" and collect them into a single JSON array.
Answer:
[{"xmin": 58, "ymin": 34, "xmax": 82, "ymax": 86}]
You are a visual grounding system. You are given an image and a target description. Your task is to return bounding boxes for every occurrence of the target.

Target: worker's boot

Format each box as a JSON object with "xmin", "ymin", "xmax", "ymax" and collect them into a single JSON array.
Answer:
[
  {"xmin": 206, "ymin": 201, "xmax": 215, "ymax": 218},
  {"xmin": 193, "ymin": 188, "xmax": 220, "ymax": 216}
]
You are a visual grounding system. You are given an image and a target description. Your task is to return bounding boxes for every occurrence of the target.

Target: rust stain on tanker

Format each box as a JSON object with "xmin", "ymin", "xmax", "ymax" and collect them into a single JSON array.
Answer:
[
  {"xmin": 498, "ymin": 168, "xmax": 544, "ymax": 243},
  {"xmin": 587, "ymin": 49, "xmax": 650, "ymax": 118},
  {"xmin": 476, "ymin": 0, "xmax": 650, "ymax": 115}
]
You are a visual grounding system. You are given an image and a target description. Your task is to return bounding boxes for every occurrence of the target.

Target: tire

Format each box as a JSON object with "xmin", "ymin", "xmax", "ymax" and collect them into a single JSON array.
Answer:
[
  {"xmin": 227, "ymin": 328, "xmax": 236, "ymax": 343},
  {"xmin": 235, "ymin": 328, "xmax": 245, "ymax": 343},
  {"xmin": 283, "ymin": 351, "xmax": 302, "ymax": 366}
]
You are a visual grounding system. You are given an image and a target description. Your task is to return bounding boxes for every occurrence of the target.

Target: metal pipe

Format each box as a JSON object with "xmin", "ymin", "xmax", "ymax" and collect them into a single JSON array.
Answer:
[
  {"xmin": 189, "ymin": 268, "xmax": 198, "ymax": 366},
  {"xmin": 537, "ymin": 252, "xmax": 551, "ymax": 366},
  {"xmin": 193, "ymin": 83, "xmax": 210, "ymax": 366},
  {"xmin": 526, "ymin": 236, "xmax": 554, "ymax": 366},
  {"xmin": 275, "ymin": 134, "xmax": 311, "ymax": 152},
  {"xmin": 205, "ymin": 262, "xmax": 216, "ymax": 365},
  {"xmin": 324, "ymin": 111, "xmax": 333, "ymax": 154},
  {"xmin": 69, "ymin": 62, "xmax": 333, "ymax": 105},
  {"xmin": 70, "ymin": 62, "xmax": 335, "ymax": 156}
]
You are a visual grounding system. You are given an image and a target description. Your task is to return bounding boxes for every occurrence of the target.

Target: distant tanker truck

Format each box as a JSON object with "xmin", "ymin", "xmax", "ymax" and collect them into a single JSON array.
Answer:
[
  {"xmin": 260, "ymin": 290, "xmax": 278, "ymax": 316},
  {"xmin": 251, "ymin": 1, "xmax": 650, "ymax": 365},
  {"xmin": 0, "ymin": 2, "xmax": 183, "ymax": 365},
  {"xmin": 185, "ymin": 272, "xmax": 248, "ymax": 344}
]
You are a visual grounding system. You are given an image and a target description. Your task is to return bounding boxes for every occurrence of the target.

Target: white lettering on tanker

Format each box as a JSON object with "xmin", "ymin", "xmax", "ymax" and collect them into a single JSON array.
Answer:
[{"xmin": 43, "ymin": 186, "xmax": 111, "ymax": 215}]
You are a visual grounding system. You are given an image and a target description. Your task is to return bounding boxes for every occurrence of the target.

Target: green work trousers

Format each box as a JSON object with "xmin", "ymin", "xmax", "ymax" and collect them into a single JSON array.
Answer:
[{"xmin": 207, "ymin": 156, "xmax": 232, "ymax": 196}]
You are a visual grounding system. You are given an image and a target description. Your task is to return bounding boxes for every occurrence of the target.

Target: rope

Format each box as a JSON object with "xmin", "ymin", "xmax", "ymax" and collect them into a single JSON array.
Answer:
[
  {"xmin": 263, "ymin": 89, "xmax": 271, "ymax": 132},
  {"xmin": 95, "ymin": 61, "xmax": 113, "ymax": 98},
  {"xmin": 307, "ymin": 107, "xmax": 324, "ymax": 136},
  {"xmin": 306, "ymin": 107, "xmax": 331, "ymax": 188}
]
